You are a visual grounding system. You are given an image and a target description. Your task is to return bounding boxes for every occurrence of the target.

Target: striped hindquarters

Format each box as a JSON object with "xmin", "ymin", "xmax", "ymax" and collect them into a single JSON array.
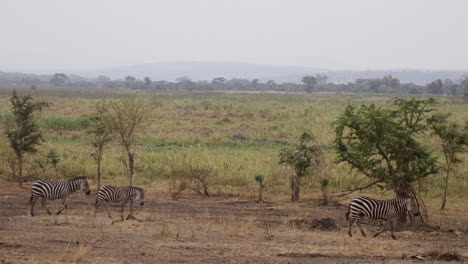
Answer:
[{"xmin": 97, "ymin": 186, "xmax": 127, "ymax": 203}]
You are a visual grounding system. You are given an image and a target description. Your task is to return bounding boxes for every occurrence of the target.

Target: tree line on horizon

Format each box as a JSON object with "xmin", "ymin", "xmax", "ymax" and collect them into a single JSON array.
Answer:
[{"xmin": 2, "ymin": 71, "xmax": 468, "ymax": 96}]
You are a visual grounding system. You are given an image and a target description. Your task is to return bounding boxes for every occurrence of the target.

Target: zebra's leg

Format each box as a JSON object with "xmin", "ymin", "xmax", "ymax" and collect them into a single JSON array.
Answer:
[
  {"xmin": 120, "ymin": 200, "xmax": 128, "ymax": 220},
  {"xmin": 356, "ymin": 215, "xmax": 366, "ymax": 237},
  {"xmin": 105, "ymin": 202, "xmax": 112, "ymax": 219},
  {"xmin": 94, "ymin": 199, "xmax": 101, "ymax": 218},
  {"xmin": 126, "ymin": 199, "xmax": 136, "ymax": 220},
  {"xmin": 41, "ymin": 198, "xmax": 52, "ymax": 215},
  {"xmin": 30, "ymin": 196, "xmax": 39, "ymax": 216},
  {"xmin": 389, "ymin": 219, "xmax": 397, "ymax": 240},
  {"xmin": 348, "ymin": 216, "xmax": 357, "ymax": 237},
  {"xmin": 373, "ymin": 220, "xmax": 388, "ymax": 238},
  {"xmin": 56, "ymin": 198, "xmax": 68, "ymax": 215}
]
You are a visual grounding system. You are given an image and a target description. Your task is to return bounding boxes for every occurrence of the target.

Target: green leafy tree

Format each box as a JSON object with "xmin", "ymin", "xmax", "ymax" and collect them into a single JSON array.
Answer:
[
  {"xmin": 429, "ymin": 114, "xmax": 468, "ymax": 210},
  {"xmin": 301, "ymin": 74, "xmax": 328, "ymax": 92},
  {"xmin": 302, "ymin": 75, "xmax": 318, "ymax": 93},
  {"xmin": 143, "ymin": 77, "xmax": 152, "ymax": 89},
  {"xmin": 427, "ymin": 79, "xmax": 443, "ymax": 94},
  {"xmin": 279, "ymin": 131, "xmax": 322, "ymax": 202},
  {"xmin": 334, "ymin": 98, "xmax": 439, "ymax": 220},
  {"xmin": 88, "ymin": 102, "xmax": 113, "ymax": 190},
  {"xmin": 383, "ymin": 75, "xmax": 400, "ymax": 93},
  {"xmin": 5, "ymin": 91, "xmax": 48, "ymax": 187}
]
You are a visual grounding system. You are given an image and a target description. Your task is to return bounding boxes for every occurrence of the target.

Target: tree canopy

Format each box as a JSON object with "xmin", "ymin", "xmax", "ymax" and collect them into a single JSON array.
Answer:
[{"xmin": 333, "ymin": 98, "xmax": 439, "ymax": 198}]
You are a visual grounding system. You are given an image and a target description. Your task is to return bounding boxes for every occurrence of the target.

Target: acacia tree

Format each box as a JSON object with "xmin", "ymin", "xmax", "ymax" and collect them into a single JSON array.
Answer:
[
  {"xmin": 5, "ymin": 91, "xmax": 48, "ymax": 187},
  {"xmin": 88, "ymin": 102, "xmax": 113, "ymax": 190},
  {"xmin": 334, "ymin": 98, "xmax": 439, "ymax": 220},
  {"xmin": 428, "ymin": 114, "xmax": 468, "ymax": 210},
  {"xmin": 109, "ymin": 96, "xmax": 147, "ymax": 219},
  {"xmin": 279, "ymin": 131, "xmax": 322, "ymax": 202}
]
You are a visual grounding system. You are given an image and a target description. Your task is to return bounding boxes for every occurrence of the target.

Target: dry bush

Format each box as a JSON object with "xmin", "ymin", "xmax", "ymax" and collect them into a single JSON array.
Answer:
[
  {"xmin": 168, "ymin": 165, "xmax": 216, "ymax": 198},
  {"xmin": 168, "ymin": 170, "xmax": 189, "ymax": 200},
  {"xmin": 187, "ymin": 166, "xmax": 216, "ymax": 197}
]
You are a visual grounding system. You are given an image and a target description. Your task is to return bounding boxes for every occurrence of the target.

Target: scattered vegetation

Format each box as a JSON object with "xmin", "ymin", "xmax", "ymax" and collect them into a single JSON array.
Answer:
[
  {"xmin": 0, "ymin": 89, "xmax": 466, "ymax": 212},
  {"xmin": 3, "ymin": 91, "xmax": 49, "ymax": 187},
  {"xmin": 428, "ymin": 113, "xmax": 468, "ymax": 210},
  {"xmin": 88, "ymin": 102, "xmax": 113, "ymax": 190},
  {"xmin": 279, "ymin": 131, "xmax": 322, "ymax": 202}
]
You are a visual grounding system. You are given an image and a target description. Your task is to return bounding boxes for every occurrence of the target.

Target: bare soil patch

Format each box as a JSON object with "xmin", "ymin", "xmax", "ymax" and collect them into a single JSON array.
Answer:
[{"xmin": 1, "ymin": 183, "xmax": 467, "ymax": 263}]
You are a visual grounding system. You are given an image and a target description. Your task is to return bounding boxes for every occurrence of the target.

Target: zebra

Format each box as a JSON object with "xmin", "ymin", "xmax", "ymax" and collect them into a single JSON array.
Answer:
[
  {"xmin": 346, "ymin": 196, "xmax": 419, "ymax": 240},
  {"xmin": 29, "ymin": 176, "xmax": 91, "ymax": 216},
  {"xmin": 95, "ymin": 186, "xmax": 145, "ymax": 220}
]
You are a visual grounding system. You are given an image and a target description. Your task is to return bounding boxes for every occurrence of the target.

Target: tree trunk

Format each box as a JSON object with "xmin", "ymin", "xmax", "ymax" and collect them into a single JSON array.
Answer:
[
  {"xmin": 128, "ymin": 152, "xmax": 134, "ymax": 187},
  {"xmin": 97, "ymin": 159, "xmax": 101, "ymax": 191},
  {"xmin": 394, "ymin": 181, "xmax": 412, "ymax": 223},
  {"xmin": 128, "ymin": 151, "xmax": 134, "ymax": 218},
  {"xmin": 18, "ymin": 156, "xmax": 23, "ymax": 188},
  {"xmin": 440, "ymin": 170, "xmax": 449, "ymax": 210},
  {"xmin": 258, "ymin": 182, "xmax": 263, "ymax": 202},
  {"xmin": 291, "ymin": 172, "xmax": 300, "ymax": 202}
]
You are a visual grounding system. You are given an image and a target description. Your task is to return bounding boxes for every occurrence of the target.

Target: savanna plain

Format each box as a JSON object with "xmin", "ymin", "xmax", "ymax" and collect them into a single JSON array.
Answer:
[{"xmin": 0, "ymin": 88, "xmax": 467, "ymax": 263}]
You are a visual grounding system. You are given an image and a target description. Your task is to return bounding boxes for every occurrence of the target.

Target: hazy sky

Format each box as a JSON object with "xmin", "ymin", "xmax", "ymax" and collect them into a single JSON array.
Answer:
[{"xmin": 1, "ymin": 0, "xmax": 468, "ymax": 71}]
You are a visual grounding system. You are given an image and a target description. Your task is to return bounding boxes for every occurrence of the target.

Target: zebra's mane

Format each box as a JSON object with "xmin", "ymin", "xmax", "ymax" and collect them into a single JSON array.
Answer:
[
  {"xmin": 131, "ymin": 186, "xmax": 143, "ymax": 192},
  {"xmin": 68, "ymin": 176, "xmax": 87, "ymax": 182}
]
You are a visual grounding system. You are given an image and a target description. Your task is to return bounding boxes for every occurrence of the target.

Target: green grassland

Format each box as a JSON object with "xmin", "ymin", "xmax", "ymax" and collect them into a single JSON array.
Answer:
[{"xmin": 0, "ymin": 87, "xmax": 467, "ymax": 200}]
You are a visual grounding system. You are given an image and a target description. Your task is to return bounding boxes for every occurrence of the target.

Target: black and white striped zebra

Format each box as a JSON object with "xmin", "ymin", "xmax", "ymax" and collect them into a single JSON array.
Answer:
[
  {"xmin": 346, "ymin": 196, "xmax": 419, "ymax": 239},
  {"xmin": 95, "ymin": 185, "xmax": 145, "ymax": 220},
  {"xmin": 29, "ymin": 176, "xmax": 91, "ymax": 216}
]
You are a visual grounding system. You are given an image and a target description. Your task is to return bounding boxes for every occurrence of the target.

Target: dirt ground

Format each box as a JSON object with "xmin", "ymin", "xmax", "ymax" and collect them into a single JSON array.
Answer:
[{"xmin": 1, "ymin": 182, "xmax": 467, "ymax": 264}]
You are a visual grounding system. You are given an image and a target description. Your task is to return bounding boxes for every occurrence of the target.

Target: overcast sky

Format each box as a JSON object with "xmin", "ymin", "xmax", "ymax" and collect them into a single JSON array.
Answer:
[{"xmin": 1, "ymin": 0, "xmax": 468, "ymax": 72}]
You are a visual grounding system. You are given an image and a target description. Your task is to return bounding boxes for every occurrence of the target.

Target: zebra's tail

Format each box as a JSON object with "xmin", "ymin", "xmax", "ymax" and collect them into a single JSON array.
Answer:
[{"xmin": 28, "ymin": 194, "xmax": 33, "ymax": 204}]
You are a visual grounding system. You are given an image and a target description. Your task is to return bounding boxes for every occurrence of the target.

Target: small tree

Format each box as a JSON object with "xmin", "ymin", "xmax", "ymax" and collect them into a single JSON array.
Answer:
[
  {"xmin": 33, "ymin": 149, "xmax": 61, "ymax": 180},
  {"xmin": 334, "ymin": 98, "xmax": 439, "ymax": 221},
  {"xmin": 88, "ymin": 102, "xmax": 113, "ymax": 190},
  {"xmin": 109, "ymin": 96, "xmax": 147, "ymax": 219},
  {"xmin": 254, "ymin": 175, "xmax": 265, "ymax": 202},
  {"xmin": 5, "ymin": 91, "xmax": 48, "ymax": 187},
  {"xmin": 429, "ymin": 114, "xmax": 468, "ymax": 210},
  {"xmin": 279, "ymin": 131, "xmax": 322, "ymax": 202},
  {"xmin": 109, "ymin": 96, "xmax": 147, "ymax": 187}
]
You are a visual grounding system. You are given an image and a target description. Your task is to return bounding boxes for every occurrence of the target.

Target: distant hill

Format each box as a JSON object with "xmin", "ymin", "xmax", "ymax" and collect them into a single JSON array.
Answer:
[{"xmin": 2, "ymin": 61, "xmax": 467, "ymax": 85}]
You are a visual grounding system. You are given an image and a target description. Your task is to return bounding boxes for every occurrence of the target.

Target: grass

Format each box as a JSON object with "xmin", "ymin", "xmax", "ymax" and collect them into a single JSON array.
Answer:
[{"xmin": 0, "ymin": 87, "xmax": 466, "ymax": 202}]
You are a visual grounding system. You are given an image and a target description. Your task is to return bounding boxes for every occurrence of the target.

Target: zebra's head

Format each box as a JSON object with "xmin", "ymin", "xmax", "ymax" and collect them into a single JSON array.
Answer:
[
  {"xmin": 76, "ymin": 176, "xmax": 91, "ymax": 195},
  {"xmin": 406, "ymin": 196, "xmax": 419, "ymax": 216},
  {"xmin": 134, "ymin": 187, "xmax": 145, "ymax": 206}
]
